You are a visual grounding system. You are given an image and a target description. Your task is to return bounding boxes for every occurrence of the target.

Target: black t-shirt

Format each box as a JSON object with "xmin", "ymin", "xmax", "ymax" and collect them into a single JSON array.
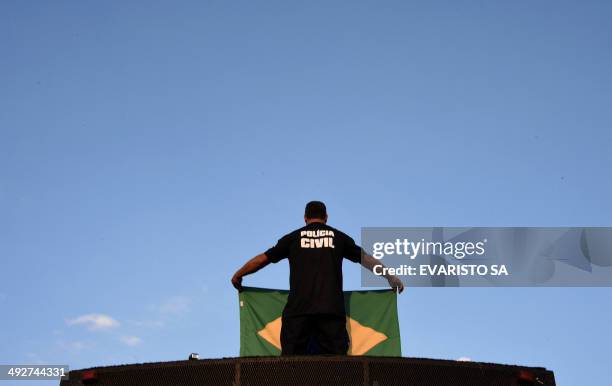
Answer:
[{"xmin": 264, "ymin": 222, "xmax": 362, "ymax": 317}]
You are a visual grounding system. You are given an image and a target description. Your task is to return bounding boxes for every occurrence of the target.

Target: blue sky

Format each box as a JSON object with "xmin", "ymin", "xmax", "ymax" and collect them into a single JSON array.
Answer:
[{"xmin": 1, "ymin": 1, "xmax": 611, "ymax": 385}]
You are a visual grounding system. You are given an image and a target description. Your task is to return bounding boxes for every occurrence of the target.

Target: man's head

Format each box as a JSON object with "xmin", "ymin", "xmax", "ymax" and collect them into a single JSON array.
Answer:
[{"xmin": 304, "ymin": 201, "xmax": 327, "ymax": 223}]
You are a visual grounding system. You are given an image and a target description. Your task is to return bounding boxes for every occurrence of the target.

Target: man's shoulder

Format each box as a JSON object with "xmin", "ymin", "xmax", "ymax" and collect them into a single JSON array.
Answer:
[
  {"xmin": 280, "ymin": 224, "xmax": 354, "ymax": 241},
  {"xmin": 323, "ymin": 225, "xmax": 354, "ymax": 241},
  {"xmin": 279, "ymin": 226, "xmax": 305, "ymax": 240}
]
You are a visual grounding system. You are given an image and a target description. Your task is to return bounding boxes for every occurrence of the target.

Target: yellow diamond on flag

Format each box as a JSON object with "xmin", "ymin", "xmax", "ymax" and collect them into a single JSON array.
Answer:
[
  {"xmin": 257, "ymin": 316, "xmax": 388, "ymax": 355},
  {"xmin": 346, "ymin": 317, "xmax": 388, "ymax": 355},
  {"xmin": 257, "ymin": 317, "xmax": 282, "ymax": 350}
]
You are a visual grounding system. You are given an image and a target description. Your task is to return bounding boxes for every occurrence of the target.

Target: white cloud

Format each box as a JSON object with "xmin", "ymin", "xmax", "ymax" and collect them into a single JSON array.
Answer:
[
  {"xmin": 457, "ymin": 357, "xmax": 472, "ymax": 362},
  {"xmin": 66, "ymin": 314, "xmax": 120, "ymax": 331},
  {"xmin": 120, "ymin": 336, "xmax": 142, "ymax": 347},
  {"xmin": 156, "ymin": 296, "xmax": 191, "ymax": 315}
]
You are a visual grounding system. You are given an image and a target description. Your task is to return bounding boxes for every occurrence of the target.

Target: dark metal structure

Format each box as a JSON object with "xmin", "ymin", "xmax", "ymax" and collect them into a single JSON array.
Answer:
[{"xmin": 60, "ymin": 356, "xmax": 556, "ymax": 386}]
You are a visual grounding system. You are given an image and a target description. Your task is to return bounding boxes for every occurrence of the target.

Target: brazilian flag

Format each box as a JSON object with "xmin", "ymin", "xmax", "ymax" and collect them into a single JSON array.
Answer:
[{"xmin": 239, "ymin": 287, "xmax": 401, "ymax": 356}]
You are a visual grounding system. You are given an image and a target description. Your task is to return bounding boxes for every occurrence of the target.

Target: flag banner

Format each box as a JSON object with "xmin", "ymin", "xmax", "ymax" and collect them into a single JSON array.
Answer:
[{"xmin": 239, "ymin": 287, "xmax": 401, "ymax": 357}]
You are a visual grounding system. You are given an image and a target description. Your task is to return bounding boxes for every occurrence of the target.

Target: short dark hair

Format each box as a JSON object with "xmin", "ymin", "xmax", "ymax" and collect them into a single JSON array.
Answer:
[{"xmin": 305, "ymin": 201, "xmax": 327, "ymax": 219}]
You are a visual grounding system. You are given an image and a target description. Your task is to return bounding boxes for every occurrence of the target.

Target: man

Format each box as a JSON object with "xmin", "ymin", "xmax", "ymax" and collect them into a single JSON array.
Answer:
[{"xmin": 231, "ymin": 201, "xmax": 404, "ymax": 355}]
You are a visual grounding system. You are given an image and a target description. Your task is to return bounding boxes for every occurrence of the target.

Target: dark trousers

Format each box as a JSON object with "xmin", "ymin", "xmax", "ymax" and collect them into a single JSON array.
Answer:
[{"xmin": 280, "ymin": 313, "xmax": 349, "ymax": 355}]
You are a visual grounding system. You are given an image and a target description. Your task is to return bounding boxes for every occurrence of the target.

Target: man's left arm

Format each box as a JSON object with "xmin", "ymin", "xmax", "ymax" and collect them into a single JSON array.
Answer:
[{"xmin": 231, "ymin": 253, "xmax": 270, "ymax": 291}]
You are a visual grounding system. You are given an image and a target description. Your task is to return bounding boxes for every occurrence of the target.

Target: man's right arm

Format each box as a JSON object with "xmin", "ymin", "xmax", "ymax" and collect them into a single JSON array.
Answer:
[
  {"xmin": 231, "ymin": 253, "xmax": 270, "ymax": 291},
  {"xmin": 343, "ymin": 233, "xmax": 404, "ymax": 294},
  {"xmin": 360, "ymin": 253, "xmax": 405, "ymax": 294}
]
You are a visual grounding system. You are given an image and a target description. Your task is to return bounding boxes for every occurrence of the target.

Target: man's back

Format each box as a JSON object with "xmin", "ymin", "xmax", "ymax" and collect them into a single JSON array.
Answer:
[{"xmin": 265, "ymin": 222, "xmax": 362, "ymax": 316}]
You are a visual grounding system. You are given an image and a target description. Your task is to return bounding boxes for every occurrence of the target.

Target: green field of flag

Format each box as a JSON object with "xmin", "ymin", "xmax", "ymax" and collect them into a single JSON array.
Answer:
[{"xmin": 239, "ymin": 287, "xmax": 401, "ymax": 356}]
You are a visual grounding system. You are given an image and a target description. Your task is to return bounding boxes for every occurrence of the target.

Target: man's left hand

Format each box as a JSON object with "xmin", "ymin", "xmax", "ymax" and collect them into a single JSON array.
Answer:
[{"xmin": 231, "ymin": 274, "xmax": 243, "ymax": 291}]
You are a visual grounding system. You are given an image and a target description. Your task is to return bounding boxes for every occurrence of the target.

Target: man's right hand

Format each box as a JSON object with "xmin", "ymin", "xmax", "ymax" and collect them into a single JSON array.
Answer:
[
  {"xmin": 387, "ymin": 275, "xmax": 405, "ymax": 294},
  {"xmin": 231, "ymin": 274, "xmax": 243, "ymax": 291}
]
